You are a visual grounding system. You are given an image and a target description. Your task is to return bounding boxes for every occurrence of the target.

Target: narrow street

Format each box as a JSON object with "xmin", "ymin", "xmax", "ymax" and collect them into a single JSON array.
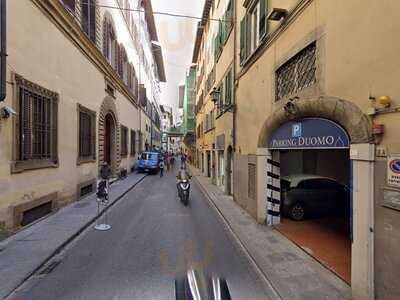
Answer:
[{"xmin": 10, "ymin": 164, "xmax": 275, "ymax": 300}]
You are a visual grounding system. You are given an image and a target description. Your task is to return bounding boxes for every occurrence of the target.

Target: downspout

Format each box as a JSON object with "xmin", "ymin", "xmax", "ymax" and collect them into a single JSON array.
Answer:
[
  {"xmin": 231, "ymin": 0, "xmax": 237, "ymax": 197},
  {"xmin": 232, "ymin": 0, "xmax": 237, "ymax": 151},
  {"xmin": 0, "ymin": 0, "xmax": 6, "ymax": 102}
]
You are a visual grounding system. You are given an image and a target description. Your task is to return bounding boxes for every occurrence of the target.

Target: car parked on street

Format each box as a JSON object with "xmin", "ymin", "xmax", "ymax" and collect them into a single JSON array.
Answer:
[
  {"xmin": 281, "ymin": 174, "xmax": 350, "ymax": 221},
  {"xmin": 136, "ymin": 152, "xmax": 161, "ymax": 174}
]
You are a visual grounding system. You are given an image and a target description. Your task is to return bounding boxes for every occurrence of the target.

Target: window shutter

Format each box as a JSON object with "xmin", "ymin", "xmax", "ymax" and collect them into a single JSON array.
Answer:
[
  {"xmin": 103, "ymin": 19, "xmax": 109, "ymax": 57},
  {"xmin": 113, "ymin": 41, "xmax": 119, "ymax": 70},
  {"xmin": 240, "ymin": 16, "xmax": 247, "ymax": 62},
  {"xmin": 118, "ymin": 45, "xmax": 123, "ymax": 77},
  {"xmin": 89, "ymin": 0, "xmax": 96, "ymax": 43},
  {"xmin": 259, "ymin": 0, "xmax": 268, "ymax": 39}
]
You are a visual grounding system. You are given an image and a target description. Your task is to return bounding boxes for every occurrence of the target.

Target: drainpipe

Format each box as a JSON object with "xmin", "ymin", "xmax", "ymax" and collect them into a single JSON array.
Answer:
[
  {"xmin": 232, "ymin": 0, "xmax": 237, "ymax": 151},
  {"xmin": 0, "ymin": 0, "xmax": 6, "ymax": 102}
]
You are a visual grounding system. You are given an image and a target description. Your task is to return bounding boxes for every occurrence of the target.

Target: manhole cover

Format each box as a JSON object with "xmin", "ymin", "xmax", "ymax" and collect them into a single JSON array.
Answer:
[{"xmin": 74, "ymin": 202, "xmax": 90, "ymax": 208}]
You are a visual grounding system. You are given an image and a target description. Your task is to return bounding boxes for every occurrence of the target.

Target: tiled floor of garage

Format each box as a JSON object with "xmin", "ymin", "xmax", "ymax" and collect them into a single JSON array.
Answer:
[{"xmin": 275, "ymin": 218, "xmax": 351, "ymax": 284}]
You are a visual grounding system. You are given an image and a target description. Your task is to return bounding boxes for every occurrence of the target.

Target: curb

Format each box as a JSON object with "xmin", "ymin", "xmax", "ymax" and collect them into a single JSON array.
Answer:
[
  {"xmin": 190, "ymin": 168, "xmax": 282, "ymax": 300},
  {"xmin": 5, "ymin": 174, "xmax": 147, "ymax": 299}
]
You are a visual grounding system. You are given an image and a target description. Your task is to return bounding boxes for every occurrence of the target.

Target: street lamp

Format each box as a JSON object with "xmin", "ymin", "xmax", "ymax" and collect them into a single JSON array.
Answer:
[{"xmin": 210, "ymin": 87, "xmax": 220, "ymax": 108}]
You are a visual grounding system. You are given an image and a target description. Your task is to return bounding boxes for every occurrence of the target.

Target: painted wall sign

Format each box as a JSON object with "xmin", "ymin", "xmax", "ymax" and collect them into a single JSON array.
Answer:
[
  {"xmin": 387, "ymin": 155, "xmax": 400, "ymax": 188},
  {"xmin": 268, "ymin": 118, "xmax": 350, "ymax": 150}
]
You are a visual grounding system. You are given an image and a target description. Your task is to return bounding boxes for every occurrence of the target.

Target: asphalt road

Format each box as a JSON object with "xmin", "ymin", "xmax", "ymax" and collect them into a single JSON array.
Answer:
[{"xmin": 10, "ymin": 164, "xmax": 274, "ymax": 300}]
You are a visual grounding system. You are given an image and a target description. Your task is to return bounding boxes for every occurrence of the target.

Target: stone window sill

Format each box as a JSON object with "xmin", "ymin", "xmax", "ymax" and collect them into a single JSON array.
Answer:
[
  {"xmin": 77, "ymin": 157, "xmax": 96, "ymax": 165},
  {"xmin": 11, "ymin": 159, "xmax": 59, "ymax": 174}
]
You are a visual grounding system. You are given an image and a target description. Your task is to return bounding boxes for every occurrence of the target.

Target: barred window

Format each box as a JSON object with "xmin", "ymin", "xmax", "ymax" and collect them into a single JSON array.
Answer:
[
  {"xmin": 276, "ymin": 42, "xmax": 316, "ymax": 101},
  {"xmin": 14, "ymin": 75, "xmax": 58, "ymax": 172},
  {"xmin": 78, "ymin": 105, "xmax": 96, "ymax": 163},
  {"xmin": 130, "ymin": 130, "xmax": 136, "ymax": 156},
  {"xmin": 121, "ymin": 125, "xmax": 128, "ymax": 157}
]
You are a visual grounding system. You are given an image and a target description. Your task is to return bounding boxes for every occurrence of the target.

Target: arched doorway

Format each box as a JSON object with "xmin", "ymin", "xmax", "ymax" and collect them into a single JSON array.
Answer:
[
  {"xmin": 256, "ymin": 96, "xmax": 374, "ymax": 293},
  {"xmin": 98, "ymin": 96, "xmax": 120, "ymax": 175}
]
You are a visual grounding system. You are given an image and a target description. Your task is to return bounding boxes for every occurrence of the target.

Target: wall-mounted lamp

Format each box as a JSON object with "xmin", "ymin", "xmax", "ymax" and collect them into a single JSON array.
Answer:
[
  {"xmin": 210, "ymin": 87, "xmax": 220, "ymax": 106},
  {"xmin": 284, "ymin": 99, "xmax": 297, "ymax": 115},
  {"xmin": 267, "ymin": 8, "xmax": 288, "ymax": 21}
]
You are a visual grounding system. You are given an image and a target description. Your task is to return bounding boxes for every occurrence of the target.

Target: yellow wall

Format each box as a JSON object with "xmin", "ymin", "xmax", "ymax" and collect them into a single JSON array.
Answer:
[{"xmin": 0, "ymin": 0, "xmax": 141, "ymax": 228}]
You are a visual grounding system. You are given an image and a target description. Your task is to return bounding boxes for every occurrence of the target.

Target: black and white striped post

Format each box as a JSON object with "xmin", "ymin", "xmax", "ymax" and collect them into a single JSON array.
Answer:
[{"xmin": 266, "ymin": 157, "xmax": 281, "ymax": 225}]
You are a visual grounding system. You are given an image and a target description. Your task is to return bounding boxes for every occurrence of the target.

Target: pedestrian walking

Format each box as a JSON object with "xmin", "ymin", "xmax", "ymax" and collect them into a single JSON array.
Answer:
[{"xmin": 159, "ymin": 159, "xmax": 165, "ymax": 177}]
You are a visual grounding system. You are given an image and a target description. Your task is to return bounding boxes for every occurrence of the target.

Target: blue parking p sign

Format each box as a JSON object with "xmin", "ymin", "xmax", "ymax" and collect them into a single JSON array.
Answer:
[{"xmin": 292, "ymin": 123, "xmax": 302, "ymax": 138}]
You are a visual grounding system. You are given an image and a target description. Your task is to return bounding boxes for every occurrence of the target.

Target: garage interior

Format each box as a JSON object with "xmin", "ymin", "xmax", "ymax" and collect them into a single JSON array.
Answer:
[{"xmin": 275, "ymin": 149, "xmax": 351, "ymax": 284}]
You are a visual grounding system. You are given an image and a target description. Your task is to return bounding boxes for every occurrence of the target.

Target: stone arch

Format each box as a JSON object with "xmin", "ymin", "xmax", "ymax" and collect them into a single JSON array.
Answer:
[
  {"xmin": 98, "ymin": 96, "xmax": 121, "ymax": 175},
  {"xmin": 258, "ymin": 96, "xmax": 373, "ymax": 148}
]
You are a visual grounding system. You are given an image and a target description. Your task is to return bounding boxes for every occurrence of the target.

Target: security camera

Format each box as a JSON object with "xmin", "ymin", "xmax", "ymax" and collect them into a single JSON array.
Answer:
[{"xmin": 0, "ymin": 106, "xmax": 17, "ymax": 119}]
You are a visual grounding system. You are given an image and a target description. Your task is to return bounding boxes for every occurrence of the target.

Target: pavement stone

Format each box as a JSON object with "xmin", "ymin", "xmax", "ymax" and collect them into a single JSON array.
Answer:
[
  {"xmin": 190, "ymin": 165, "xmax": 351, "ymax": 300},
  {"xmin": 0, "ymin": 172, "xmax": 146, "ymax": 299}
]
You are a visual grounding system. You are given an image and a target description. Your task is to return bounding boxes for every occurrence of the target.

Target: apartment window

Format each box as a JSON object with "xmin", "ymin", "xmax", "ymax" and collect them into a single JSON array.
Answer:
[
  {"xmin": 78, "ymin": 105, "xmax": 96, "ymax": 164},
  {"xmin": 120, "ymin": 125, "xmax": 128, "ymax": 157},
  {"xmin": 81, "ymin": 0, "xmax": 96, "ymax": 43},
  {"xmin": 225, "ymin": 68, "xmax": 233, "ymax": 106},
  {"xmin": 276, "ymin": 42, "xmax": 317, "ymax": 101},
  {"xmin": 14, "ymin": 75, "xmax": 58, "ymax": 172},
  {"xmin": 251, "ymin": 6, "xmax": 259, "ymax": 51},
  {"xmin": 130, "ymin": 130, "xmax": 136, "ymax": 156},
  {"xmin": 61, "ymin": 0, "xmax": 75, "ymax": 12},
  {"xmin": 240, "ymin": 0, "xmax": 268, "ymax": 64}
]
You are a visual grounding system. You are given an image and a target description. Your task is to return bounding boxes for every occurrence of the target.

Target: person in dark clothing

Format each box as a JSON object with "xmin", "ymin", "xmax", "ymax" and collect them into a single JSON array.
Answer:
[{"xmin": 159, "ymin": 159, "xmax": 165, "ymax": 177}]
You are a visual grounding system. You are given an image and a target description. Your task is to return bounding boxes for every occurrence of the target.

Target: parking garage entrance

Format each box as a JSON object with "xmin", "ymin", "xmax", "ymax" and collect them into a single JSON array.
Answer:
[{"xmin": 267, "ymin": 118, "xmax": 351, "ymax": 284}]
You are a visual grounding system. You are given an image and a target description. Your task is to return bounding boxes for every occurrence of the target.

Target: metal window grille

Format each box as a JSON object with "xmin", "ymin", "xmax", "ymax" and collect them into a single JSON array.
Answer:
[
  {"xmin": 18, "ymin": 77, "xmax": 58, "ymax": 162},
  {"xmin": 79, "ymin": 111, "xmax": 93, "ymax": 158},
  {"xmin": 276, "ymin": 42, "xmax": 316, "ymax": 101}
]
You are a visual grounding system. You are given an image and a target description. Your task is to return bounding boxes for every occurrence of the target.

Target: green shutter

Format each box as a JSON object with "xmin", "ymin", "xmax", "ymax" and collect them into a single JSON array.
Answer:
[{"xmin": 259, "ymin": 0, "xmax": 268, "ymax": 39}]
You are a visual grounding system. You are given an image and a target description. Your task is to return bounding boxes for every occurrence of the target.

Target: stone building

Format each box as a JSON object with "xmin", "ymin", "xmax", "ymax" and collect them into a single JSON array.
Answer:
[
  {"xmin": 0, "ymin": 0, "xmax": 165, "ymax": 232},
  {"xmin": 192, "ymin": 0, "xmax": 400, "ymax": 298},
  {"xmin": 193, "ymin": 0, "xmax": 234, "ymax": 193}
]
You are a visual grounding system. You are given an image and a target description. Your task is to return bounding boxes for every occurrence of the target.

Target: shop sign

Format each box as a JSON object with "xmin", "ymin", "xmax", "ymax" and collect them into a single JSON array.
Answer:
[
  {"xmin": 387, "ymin": 155, "xmax": 400, "ymax": 188},
  {"xmin": 268, "ymin": 118, "xmax": 350, "ymax": 150}
]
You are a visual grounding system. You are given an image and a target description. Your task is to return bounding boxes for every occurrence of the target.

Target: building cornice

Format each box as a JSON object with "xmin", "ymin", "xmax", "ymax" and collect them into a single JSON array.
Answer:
[{"xmin": 31, "ymin": 0, "xmax": 138, "ymax": 108}]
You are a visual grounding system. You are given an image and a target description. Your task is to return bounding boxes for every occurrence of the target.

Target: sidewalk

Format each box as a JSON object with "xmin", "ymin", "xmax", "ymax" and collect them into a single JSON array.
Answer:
[
  {"xmin": 190, "ymin": 166, "xmax": 351, "ymax": 300},
  {"xmin": 0, "ymin": 173, "xmax": 146, "ymax": 299}
]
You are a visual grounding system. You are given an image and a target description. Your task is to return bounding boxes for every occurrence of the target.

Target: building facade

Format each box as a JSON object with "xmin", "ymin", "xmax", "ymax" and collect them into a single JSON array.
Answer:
[
  {"xmin": 192, "ymin": 0, "xmax": 400, "ymax": 299},
  {"xmin": 0, "ymin": 0, "xmax": 165, "ymax": 233},
  {"xmin": 193, "ymin": 0, "xmax": 234, "ymax": 193}
]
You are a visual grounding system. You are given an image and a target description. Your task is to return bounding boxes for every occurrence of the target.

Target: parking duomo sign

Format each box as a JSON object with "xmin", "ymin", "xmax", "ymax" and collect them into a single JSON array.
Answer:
[{"xmin": 268, "ymin": 118, "xmax": 350, "ymax": 150}]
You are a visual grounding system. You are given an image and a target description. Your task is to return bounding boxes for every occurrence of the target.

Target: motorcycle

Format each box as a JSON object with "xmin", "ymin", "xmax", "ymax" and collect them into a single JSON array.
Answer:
[
  {"xmin": 177, "ymin": 176, "xmax": 191, "ymax": 206},
  {"xmin": 175, "ymin": 269, "xmax": 232, "ymax": 300}
]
